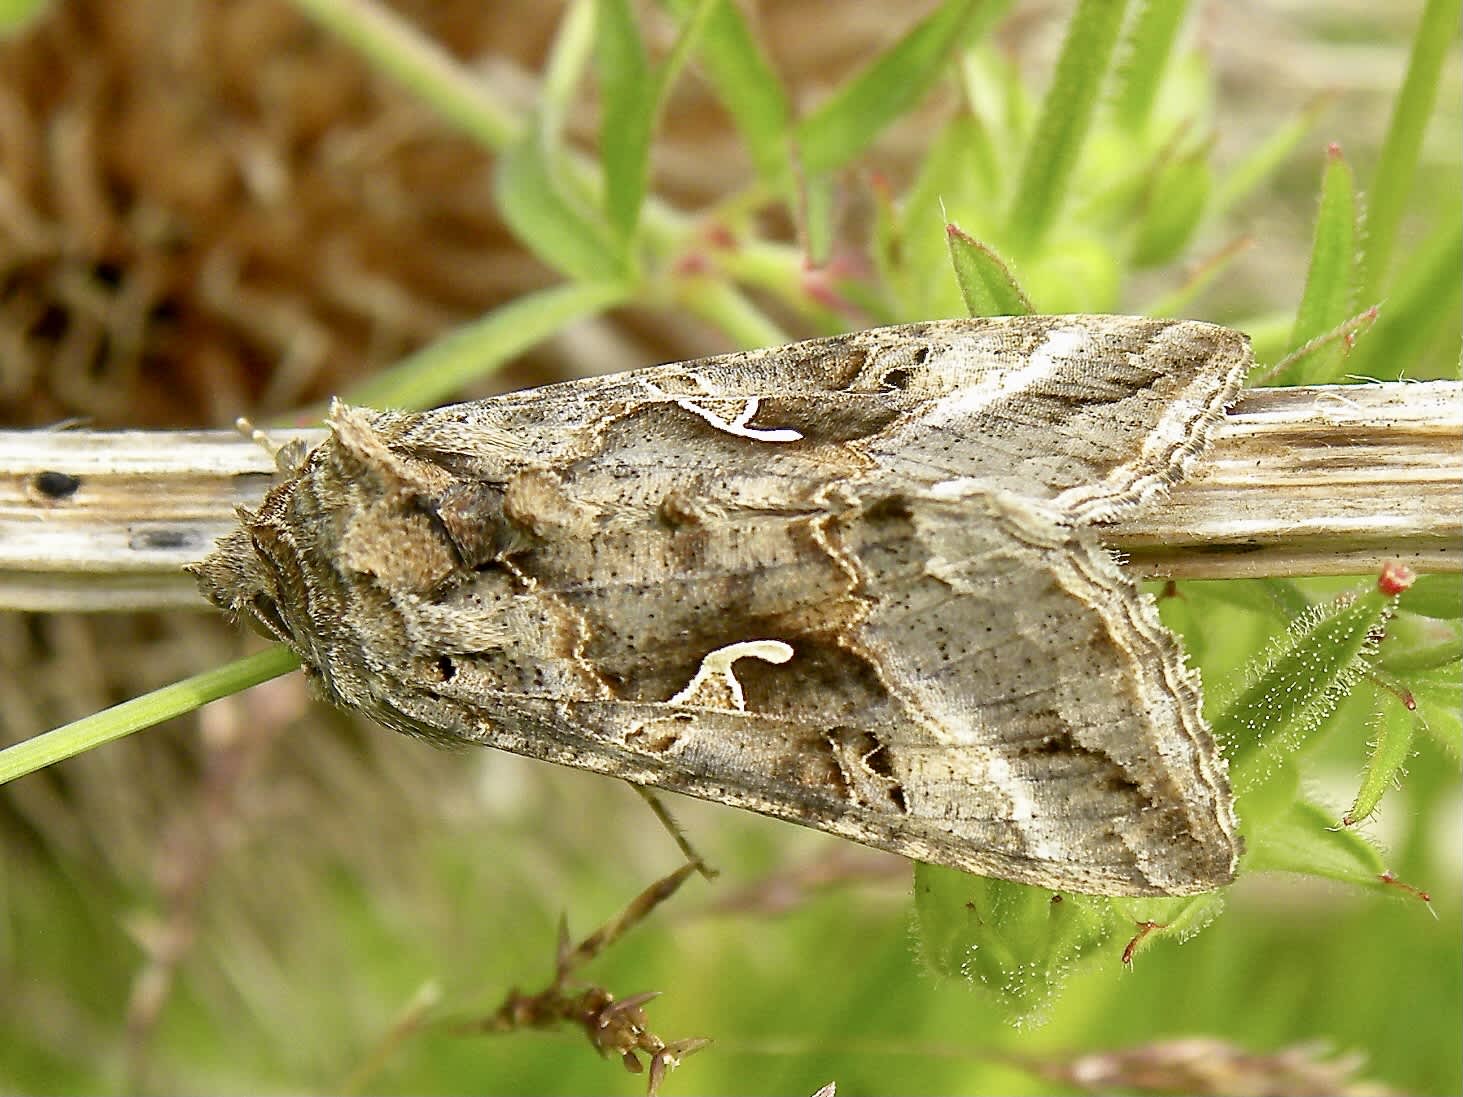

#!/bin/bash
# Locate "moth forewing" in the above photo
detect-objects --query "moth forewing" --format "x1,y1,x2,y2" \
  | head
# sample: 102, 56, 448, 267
195, 316, 1249, 897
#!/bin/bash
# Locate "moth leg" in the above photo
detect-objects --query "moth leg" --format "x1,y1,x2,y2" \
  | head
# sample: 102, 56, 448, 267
628, 784, 719, 880
453, 862, 709, 1095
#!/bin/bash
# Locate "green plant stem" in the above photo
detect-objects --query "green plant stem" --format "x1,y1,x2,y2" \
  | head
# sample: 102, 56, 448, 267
290, 0, 521, 148
343, 281, 633, 410
0, 646, 301, 787
539, 0, 598, 142
1006, 0, 1129, 251
675, 279, 790, 350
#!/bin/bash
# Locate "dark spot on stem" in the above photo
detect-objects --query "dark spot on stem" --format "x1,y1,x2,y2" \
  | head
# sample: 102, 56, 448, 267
33, 470, 81, 499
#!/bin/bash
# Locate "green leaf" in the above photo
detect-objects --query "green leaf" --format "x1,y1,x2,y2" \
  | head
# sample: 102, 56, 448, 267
540, 0, 599, 143
1411, 668, 1463, 759
799, 170, 837, 267
952, 53, 1009, 198
345, 282, 631, 410
870, 172, 904, 313
0, 647, 300, 787
795, 0, 984, 175
494, 130, 627, 282
945, 222, 1034, 316
1177, 577, 1310, 623
1110, 891, 1226, 963
596, 0, 656, 242
1111, 0, 1191, 136
1347, 694, 1418, 826
1358, 0, 1463, 303
1244, 798, 1386, 887
1219, 573, 1406, 798
598, 0, 715, 243
1275, 146, 1359, 384
1130, 143, 1212, 267
912, 864, 1114, 1018
665, 0, 793, 192
1398, 573, 1463, 620
1377, 614, 1463, 675
1006, 0, 1130, 251
1236, 754, 1301, 829
1346, 206, 1463, 382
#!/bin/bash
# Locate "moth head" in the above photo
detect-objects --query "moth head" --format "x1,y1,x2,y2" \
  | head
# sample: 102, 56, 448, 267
191, 521, 298, 646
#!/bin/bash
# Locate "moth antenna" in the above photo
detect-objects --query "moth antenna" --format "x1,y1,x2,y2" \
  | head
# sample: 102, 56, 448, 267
234, 416, 310, 475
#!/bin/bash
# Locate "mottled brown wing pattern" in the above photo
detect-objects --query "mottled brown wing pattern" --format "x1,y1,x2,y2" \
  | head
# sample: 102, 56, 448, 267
194, 316, 1251, 896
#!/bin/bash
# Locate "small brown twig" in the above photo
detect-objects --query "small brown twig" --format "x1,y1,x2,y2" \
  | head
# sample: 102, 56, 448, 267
450, 860, 709, 1096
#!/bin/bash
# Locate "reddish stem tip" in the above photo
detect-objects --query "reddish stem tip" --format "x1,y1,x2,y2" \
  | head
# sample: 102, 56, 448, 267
1377, 561, 1416, 596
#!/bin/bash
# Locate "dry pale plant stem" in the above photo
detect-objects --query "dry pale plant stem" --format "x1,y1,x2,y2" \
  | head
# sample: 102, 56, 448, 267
0, 381, 1457, 612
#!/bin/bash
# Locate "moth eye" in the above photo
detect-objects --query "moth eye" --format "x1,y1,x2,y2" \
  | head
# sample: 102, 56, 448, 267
437, 655, 458, 681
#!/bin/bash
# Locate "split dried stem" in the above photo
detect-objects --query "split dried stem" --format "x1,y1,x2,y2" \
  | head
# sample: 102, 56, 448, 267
0, 380, 1457, 611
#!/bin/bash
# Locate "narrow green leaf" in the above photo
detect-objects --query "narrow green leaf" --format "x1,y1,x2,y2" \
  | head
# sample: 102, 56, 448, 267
800, 170, 837, 267
1006, 0, 1130, 251
1130, 144, 1212, 267
598, 0, 715, 242
1347, 694, 1418, 826
675, 279, 791, 351
796, 0, 983, 174
345, 282, 631, 410
1358, 0, 1463, 303
495, 130, 627, 282
1276, 145, 1358, 384
0, 647, 301, 787
945, 222, 1034, 316
912, 864, 1114, 1018
540, 0, 599, 143
665, 0, 794, 192
1220, 570, 1408, 797
596, 0, 656, 241
1244, 798, 1387, 886
1347, 206, 1463, 382
953, 55, 1008, 198
1111, 0, 1191, 135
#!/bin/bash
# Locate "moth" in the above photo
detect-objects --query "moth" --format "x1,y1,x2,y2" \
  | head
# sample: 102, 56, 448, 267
195, 315, 1250, 897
